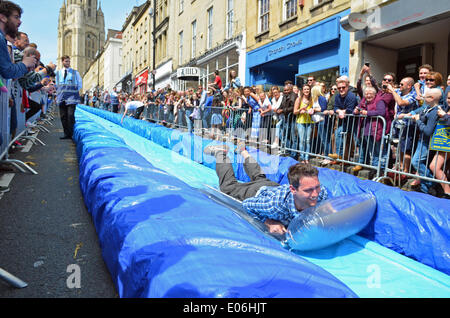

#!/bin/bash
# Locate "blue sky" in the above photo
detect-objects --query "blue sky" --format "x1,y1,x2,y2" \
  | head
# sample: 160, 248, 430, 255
13, 0, 147, 65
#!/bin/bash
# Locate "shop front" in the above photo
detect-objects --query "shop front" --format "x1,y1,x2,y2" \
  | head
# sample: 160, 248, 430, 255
173, 66, 205, 91
117, 72, 133, 94
172, 34, 246, 91
246, 10, 350, 89
134, 69, 149, 95
341, 0, 450, 83
152, 59, 173, 91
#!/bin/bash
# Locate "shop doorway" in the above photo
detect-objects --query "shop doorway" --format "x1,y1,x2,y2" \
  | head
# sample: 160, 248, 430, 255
397, 46, 422, 82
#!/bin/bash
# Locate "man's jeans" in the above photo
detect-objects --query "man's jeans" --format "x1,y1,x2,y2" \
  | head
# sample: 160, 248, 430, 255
185, 108, 193, 133
411, 138, 434, 193
317, 121, 331, 156
296, 123, 312, 161
358, 136, 381, 168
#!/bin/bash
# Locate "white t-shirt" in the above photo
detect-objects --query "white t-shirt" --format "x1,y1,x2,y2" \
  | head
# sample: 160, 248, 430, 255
125, 101, 144, 110
271, 93, 284, 111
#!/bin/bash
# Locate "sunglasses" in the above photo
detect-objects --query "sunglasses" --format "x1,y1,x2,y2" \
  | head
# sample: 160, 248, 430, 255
383, 78, 393, 82
426, 78, 435, 82
337, 87, 347, 90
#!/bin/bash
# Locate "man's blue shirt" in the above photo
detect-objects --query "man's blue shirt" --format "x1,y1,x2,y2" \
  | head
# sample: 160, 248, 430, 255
0, 29, 27, 79
243, 184, 328, 226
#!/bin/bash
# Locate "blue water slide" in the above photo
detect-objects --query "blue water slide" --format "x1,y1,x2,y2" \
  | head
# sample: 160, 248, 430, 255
75, 106, 450, 297
74, 108, 358, 298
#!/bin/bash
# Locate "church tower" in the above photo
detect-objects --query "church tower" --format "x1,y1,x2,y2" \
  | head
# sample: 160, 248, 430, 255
57, 0, 106, 76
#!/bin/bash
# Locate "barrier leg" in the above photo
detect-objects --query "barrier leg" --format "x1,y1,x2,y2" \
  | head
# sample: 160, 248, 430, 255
0, 268, 28, 288
0, 159, 38, 175
21, 135, 46, 146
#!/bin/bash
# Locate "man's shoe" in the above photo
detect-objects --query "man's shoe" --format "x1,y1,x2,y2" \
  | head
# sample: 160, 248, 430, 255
203, 144, 229, 156
60, 136, 71, 140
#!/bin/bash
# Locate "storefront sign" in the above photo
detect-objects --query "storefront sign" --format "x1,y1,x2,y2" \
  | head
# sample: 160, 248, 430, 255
177, 67, 201, 80
247, 16, 341, 69
430, 124, 450, 152
135, 70, 148, 87
268, 39, 303, 58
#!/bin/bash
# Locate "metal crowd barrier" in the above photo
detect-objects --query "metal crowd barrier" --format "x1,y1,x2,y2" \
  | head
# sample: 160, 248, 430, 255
381, 116, 450, 193
0, 89, 53, 175
132, 102, 450, 193
0, 75, 33, 289
280, 112, 387, 180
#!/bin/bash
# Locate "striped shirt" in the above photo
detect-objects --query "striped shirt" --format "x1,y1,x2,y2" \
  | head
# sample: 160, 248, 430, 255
243, 184, 328, 226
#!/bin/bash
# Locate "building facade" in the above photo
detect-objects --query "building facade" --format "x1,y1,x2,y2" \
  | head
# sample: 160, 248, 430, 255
245, 0, 352, 89
170, 0, 247, 91
341, 0, 450, 85
103, 31, 123, 92
57, 0, 106, 76
82, 44, 104, 93
132, 2, 152, 95
151, 0, 172, 90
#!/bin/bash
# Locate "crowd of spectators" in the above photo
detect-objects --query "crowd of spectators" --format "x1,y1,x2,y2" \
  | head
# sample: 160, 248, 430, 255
0, 1, 57, 194
86, 63, 450, 198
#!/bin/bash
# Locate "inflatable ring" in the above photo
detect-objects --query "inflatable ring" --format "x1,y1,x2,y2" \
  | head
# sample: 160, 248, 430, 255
286, 193, 376, 251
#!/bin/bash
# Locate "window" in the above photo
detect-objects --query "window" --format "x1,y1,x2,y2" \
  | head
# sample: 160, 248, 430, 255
284, 0, 297, 20
226, 0, 234, 39
313, 0, 327, 5
258, 0, 270, 33
207, 7, 213, 49
191, 20, 197, 59
179, 0, 184, 13
179, 31, 184, 63
144, 42, 147, 63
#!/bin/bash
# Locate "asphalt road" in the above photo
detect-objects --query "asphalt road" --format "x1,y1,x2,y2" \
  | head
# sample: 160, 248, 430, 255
0, 112, 117, 298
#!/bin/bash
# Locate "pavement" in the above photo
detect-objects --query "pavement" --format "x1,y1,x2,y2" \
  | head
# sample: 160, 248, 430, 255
0, 112, 117, 298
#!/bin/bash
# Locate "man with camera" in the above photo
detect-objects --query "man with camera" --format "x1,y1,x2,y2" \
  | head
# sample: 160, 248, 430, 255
389, 77, 418, 173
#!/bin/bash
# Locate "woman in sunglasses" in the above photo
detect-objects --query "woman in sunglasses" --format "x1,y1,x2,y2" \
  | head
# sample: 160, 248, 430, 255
425, 72, 445, 103
410, 72, 445, 116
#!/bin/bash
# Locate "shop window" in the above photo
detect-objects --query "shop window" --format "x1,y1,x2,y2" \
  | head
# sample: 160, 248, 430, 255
298, 66, 339, 90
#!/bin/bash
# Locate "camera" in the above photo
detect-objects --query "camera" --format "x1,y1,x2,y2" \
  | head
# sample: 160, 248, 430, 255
382, 84, 387, 89
365, 62, 370, 67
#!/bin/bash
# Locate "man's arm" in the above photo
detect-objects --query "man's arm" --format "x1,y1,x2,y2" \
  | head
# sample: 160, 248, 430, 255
0, 44, 28, 79
242, 189, 291, 235
345, 92, 358, 114
75, 70, 83, 91
18, 69, 45, 90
